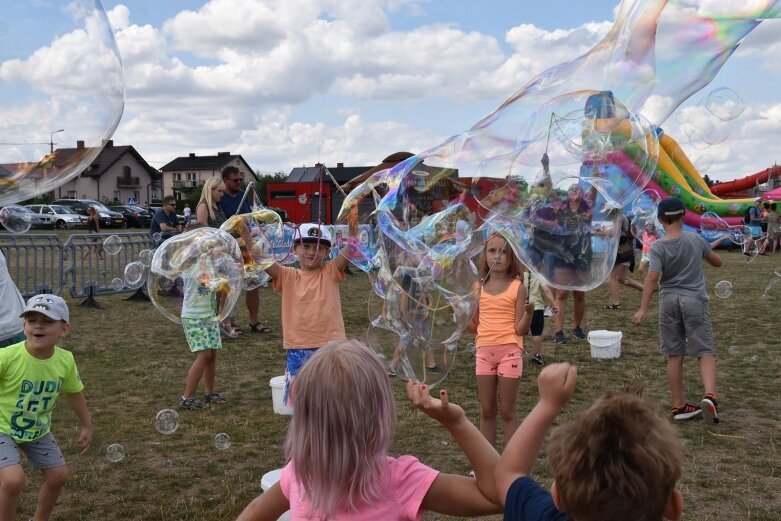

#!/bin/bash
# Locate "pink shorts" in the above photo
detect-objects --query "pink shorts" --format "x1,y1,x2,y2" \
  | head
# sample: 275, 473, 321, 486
476, 344, 523, 378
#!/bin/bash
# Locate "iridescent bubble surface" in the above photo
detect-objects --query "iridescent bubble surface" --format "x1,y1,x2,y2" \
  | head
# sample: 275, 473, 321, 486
148, 228, 244, 324
0, 1, 124, 206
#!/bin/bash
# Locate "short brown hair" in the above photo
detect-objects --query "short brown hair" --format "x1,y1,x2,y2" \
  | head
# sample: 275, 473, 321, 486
162, 195, 175, 205
221, 165, 240, 179
548, 389, 683, 521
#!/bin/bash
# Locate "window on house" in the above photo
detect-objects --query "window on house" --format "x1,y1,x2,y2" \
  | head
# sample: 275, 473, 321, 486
123, 166, 131, 176
173, 173, 182, 181
186, 172, 196, 181
271, 190, 296, 199
113, 190, 121, 201
66, 191, 77, 199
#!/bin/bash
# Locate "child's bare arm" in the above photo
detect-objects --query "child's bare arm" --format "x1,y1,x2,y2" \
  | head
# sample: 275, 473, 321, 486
65, 391, 92, 454
633, 271, 660, 325
236, 482, 290, 521
407, 381, 502, 515
334, 203, 360, 271
264, 262, 280, 280
495, 363, 577, 506
705, 249, 722, 267
515, 283, 534, 335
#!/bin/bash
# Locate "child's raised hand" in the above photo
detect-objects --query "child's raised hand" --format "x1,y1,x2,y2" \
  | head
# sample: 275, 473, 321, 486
537, 363, 577, 411
406, 380, 465, 427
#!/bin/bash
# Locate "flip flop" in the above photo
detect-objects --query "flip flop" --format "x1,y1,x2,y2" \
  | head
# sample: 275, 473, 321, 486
249, 322, 272, 333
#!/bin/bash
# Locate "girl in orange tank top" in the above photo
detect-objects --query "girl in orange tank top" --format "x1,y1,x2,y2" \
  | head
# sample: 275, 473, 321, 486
467, 234, 533, 447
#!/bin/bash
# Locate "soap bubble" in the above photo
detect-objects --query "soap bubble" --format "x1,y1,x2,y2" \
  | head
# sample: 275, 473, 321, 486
750, 354, 759, 363
106, 443, 125, 463
0, 1, 124, 206
775, 267, 781, 278
631, 189, 662, 218
124, 261, 145, 287
138, 249, 154, 266
152, 232, 162, 244
214, 433, 231, 450
220, 208, 284, 288
154, 409, 180, 435
705, 87, 745, 121
693, 154, 713, 173
148, 228, 244, 324
714, 280, 732, 299
103, 235, 122, 255
727, 345, 740, 355
0, 206, 32, 234
110, 278, 124, 291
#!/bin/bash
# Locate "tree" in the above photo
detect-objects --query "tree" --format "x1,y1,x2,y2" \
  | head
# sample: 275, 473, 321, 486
252, 171, 287, 205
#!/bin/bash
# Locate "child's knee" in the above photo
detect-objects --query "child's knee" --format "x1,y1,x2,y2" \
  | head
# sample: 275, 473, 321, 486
42, 465, 68, 489
0, 465, 27, 494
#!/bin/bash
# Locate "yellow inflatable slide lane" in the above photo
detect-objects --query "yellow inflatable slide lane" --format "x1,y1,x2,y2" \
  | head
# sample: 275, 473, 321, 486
647, 132, 755, 222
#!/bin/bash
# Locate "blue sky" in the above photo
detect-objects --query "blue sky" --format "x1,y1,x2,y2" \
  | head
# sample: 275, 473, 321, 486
3, 0, 781, 184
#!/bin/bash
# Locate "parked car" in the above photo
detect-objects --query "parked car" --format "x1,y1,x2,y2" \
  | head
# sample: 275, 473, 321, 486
109, 205, 153, 228
24, 204, 86, 230
52, 199, 126, 228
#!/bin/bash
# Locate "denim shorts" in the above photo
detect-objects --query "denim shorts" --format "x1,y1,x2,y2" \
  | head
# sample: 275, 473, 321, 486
0, 432, 65, 471
658, 293, 716, 358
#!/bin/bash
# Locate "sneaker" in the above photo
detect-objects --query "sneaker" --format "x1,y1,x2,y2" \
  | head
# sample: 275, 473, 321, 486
543, 307, 553, 317
205, 392, 227, 404
531, 353, 546, 366
701, 395, 720, 424
572, 326, 586, 340
180, 396, 208, 409
553, 330, 567, 344
671, 402, 702, 421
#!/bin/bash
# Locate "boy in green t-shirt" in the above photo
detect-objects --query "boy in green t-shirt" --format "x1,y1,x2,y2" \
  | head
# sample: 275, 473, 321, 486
0, 294, 92, 521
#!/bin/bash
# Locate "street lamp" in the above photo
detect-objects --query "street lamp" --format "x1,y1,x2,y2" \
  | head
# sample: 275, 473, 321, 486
49, 129, 64, 154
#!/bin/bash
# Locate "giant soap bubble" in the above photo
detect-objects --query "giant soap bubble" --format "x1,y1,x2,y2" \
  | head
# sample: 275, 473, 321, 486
148, 228, 244, 324
219, 207, 285, 290
0, 1, 125, 206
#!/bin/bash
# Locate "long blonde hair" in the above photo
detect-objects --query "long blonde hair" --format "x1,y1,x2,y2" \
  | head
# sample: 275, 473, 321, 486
198, 177, 224, 222
284, 339, 396, 518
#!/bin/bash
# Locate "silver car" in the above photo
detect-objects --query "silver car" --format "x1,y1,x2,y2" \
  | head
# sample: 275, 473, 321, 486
25, 204, 86, 230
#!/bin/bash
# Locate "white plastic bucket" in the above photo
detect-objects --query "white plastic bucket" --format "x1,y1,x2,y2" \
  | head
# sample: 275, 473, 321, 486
270, 376, 293, 415
260, 469, 291, 521
587, 330, 622, 359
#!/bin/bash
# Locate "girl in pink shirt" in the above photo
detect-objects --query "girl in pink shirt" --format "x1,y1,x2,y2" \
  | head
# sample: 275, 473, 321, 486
467, 233, 533, 448
236, 340, 502, 521
638, 221, 659, 275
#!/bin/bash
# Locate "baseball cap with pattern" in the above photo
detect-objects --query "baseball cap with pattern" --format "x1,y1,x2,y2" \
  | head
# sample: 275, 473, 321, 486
293, 223, 332, 248
20, 294, 70, 323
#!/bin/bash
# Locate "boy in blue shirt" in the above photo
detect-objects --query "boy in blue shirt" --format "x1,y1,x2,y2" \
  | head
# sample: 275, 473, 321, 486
496, 363, 685, 521
0, 294, 92, 521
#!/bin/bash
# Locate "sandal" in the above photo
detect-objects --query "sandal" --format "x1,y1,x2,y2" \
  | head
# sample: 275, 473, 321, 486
205, 392, 227, 404
220, 324, 240, 338
603, 303, 621, 309
249, 322, 272, 333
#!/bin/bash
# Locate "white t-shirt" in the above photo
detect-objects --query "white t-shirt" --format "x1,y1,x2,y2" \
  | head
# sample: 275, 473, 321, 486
0, 251, 25, 341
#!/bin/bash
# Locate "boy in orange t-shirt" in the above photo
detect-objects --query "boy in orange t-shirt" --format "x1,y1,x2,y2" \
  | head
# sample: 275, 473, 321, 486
265, 223, 354, 402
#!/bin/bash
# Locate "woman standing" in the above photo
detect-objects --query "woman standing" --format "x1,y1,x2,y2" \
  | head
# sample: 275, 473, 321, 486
83, 207, 104, 260
196, 177, 228, 229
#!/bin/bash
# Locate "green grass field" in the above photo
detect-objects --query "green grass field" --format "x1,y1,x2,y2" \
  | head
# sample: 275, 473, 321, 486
11, 250, 781, 520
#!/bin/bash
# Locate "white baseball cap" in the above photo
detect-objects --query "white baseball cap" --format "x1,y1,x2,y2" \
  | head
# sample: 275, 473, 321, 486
20, 294, 70, 323
293, 223, 332, 248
